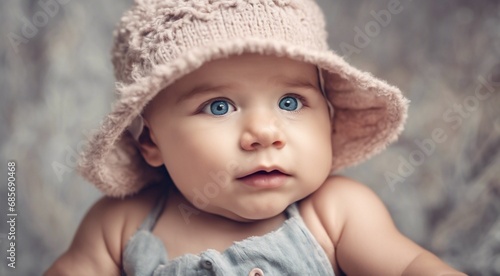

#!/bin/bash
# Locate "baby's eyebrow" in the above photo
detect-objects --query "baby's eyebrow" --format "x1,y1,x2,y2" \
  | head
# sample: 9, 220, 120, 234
176, 77, 319, 103
176, 83, 233, 103
272, 76, 320, 92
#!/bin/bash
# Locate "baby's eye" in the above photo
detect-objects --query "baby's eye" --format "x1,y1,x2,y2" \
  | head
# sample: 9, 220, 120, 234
278, 95, 303, 111
202, 99, 235, 116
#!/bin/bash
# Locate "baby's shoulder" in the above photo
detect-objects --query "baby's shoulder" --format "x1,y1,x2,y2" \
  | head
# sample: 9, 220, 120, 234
93, 183, 162, 223
45, 184, 164, 275
96, 183, 163, 219
91, 184, 166, 260
298, 175, 379, 245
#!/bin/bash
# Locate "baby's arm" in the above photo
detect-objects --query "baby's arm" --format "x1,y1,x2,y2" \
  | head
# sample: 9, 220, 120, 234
312, 176, 465, 275
44, 197, 123, 276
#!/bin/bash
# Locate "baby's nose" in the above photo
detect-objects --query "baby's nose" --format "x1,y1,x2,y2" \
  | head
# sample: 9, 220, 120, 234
239, 114, 286, 151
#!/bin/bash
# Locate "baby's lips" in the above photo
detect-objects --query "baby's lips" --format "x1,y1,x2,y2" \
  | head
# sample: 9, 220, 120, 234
238, 170, 288, 179
236, 165, 290, 179
236, 169, 290, 189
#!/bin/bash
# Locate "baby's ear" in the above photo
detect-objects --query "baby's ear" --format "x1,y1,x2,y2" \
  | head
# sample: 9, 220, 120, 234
137, 124, 164, 167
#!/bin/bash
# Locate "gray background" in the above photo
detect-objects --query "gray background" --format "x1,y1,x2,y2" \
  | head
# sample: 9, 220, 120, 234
1, 0, 499, 275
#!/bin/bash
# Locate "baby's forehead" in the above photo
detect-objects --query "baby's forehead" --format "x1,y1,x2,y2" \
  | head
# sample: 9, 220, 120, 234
199, 53, 317, 70
176, 54, 319, 86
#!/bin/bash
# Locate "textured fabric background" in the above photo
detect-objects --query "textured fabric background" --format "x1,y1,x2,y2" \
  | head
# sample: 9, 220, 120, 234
0, 0, 499, 275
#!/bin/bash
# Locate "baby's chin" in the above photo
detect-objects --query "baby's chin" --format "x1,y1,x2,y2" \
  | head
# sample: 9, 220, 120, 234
215, 201, 291, 222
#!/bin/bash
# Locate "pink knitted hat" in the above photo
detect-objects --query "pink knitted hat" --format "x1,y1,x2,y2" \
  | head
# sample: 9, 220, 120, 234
78, 0, 409, 197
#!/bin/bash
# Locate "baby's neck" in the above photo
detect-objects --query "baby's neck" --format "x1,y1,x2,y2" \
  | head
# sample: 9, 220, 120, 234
154, 185, 288, 258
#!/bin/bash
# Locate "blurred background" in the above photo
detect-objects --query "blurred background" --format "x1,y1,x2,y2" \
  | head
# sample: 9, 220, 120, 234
1, 0, 499, 275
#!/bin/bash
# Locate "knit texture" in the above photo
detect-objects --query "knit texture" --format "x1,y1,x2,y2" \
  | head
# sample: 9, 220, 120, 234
78, 0, 409, 197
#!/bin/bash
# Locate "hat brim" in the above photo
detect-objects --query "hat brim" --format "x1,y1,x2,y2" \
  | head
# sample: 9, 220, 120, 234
78, 38, 408, 197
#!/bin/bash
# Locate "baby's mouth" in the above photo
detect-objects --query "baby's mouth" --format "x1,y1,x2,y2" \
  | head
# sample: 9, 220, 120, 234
243, 170, 285, 176
237, 170, 289, 189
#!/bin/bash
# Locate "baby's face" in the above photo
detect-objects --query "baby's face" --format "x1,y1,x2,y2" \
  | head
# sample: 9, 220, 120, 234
142, 53, 332, 221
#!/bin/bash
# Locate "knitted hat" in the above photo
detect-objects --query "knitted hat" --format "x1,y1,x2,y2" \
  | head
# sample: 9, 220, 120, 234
78, 0, 409, 197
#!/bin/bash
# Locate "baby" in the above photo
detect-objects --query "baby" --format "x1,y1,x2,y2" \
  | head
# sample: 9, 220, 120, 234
46, 0, 466, 275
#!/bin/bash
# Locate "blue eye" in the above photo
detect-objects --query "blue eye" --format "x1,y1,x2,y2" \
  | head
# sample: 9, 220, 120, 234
279, 96, 303, 111
202, 100, 235, 116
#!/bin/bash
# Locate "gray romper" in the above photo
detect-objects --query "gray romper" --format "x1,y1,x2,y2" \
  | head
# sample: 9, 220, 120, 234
122, 193, 335, 276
